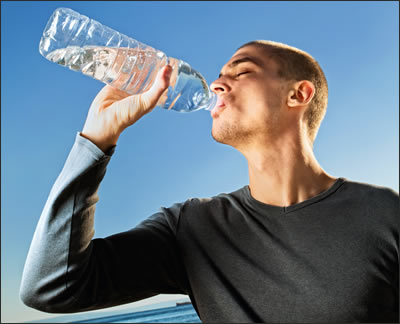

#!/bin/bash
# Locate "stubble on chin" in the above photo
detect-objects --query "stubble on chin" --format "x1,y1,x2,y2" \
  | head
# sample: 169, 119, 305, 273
211, 119, 252, 147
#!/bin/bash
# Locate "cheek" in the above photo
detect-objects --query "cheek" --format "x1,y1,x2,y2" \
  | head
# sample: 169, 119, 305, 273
228, 78, 283, 118
243, 90, 283, 127
240, 84, 278, 113
255, 84, 283, 115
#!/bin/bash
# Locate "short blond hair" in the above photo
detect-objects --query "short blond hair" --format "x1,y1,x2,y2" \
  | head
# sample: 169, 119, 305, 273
238, 40, 328, 143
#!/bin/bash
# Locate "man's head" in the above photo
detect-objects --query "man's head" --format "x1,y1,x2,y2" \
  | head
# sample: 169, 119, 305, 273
210, 40, 328, 149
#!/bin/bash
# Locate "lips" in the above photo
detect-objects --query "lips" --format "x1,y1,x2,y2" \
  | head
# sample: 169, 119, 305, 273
211, 96, 226, 118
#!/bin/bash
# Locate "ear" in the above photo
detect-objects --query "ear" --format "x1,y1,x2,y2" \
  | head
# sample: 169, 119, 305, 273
287, 81, 315, 108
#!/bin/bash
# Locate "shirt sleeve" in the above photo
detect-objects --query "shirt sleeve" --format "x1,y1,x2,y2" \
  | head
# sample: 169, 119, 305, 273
19, 133, 189, 313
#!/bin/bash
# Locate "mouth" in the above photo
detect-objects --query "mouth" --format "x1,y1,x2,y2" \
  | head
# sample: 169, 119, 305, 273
211, 97, 226, 118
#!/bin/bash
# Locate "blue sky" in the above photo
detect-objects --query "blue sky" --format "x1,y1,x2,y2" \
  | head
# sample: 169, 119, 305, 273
1, 1, 398, 322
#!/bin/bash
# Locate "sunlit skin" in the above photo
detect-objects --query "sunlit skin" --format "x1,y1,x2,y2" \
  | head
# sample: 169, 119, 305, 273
81, 65, 173, 153
210, 45, 337, 207
81, 44, 336, 207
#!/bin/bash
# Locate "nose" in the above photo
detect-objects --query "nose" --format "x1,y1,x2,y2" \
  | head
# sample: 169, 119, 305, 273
210, 78, 230, 95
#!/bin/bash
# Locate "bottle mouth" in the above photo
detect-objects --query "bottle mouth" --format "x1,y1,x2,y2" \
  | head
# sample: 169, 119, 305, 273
204, 91, 217, 111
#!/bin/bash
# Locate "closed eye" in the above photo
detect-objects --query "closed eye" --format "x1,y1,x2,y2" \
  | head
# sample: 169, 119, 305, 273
236, 71, 250, 77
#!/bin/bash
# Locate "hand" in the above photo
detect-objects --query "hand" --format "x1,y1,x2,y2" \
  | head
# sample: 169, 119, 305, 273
81, 64, 172, 153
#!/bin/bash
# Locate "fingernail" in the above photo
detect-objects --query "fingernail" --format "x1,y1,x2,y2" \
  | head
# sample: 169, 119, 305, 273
165, 66, 172, 77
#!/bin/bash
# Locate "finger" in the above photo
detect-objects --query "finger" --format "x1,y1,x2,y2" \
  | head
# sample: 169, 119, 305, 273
112, 65, 173, 127
139, 64, 173, 109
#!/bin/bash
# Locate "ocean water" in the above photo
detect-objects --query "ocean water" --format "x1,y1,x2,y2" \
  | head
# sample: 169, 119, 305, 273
73, 304, 201, 323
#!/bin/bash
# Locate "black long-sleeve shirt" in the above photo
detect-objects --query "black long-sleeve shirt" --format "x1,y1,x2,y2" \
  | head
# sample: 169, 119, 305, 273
20, 134, 399, 322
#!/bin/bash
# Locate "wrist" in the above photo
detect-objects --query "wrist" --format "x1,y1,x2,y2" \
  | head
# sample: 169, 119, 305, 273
80, 132, 119, 154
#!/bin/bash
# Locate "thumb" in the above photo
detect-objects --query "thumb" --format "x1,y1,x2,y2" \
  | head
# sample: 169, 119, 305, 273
112, 64, 173, 129
139, 64, 173, 110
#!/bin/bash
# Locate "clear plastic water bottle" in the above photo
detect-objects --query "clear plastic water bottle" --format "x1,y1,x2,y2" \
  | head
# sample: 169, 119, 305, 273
39, 7, 217, 113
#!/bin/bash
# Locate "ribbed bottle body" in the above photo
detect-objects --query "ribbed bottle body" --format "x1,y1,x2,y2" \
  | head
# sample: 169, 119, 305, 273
39, 8, 216, 112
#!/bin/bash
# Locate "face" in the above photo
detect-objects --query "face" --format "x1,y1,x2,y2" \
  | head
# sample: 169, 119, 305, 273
210, 45, 288, 149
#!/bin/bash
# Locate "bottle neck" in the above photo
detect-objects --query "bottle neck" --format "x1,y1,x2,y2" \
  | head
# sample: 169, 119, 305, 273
204, 91, 217, 111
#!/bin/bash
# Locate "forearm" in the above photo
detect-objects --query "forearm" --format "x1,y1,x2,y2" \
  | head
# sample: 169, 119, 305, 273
20, 133, 188, 313
19, 133, 113, 312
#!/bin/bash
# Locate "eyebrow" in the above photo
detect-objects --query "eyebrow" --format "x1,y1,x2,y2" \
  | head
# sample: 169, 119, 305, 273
218, 57, 262, 78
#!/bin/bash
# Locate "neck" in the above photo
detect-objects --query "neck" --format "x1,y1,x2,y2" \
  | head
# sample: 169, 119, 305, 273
242, 135, 336, 207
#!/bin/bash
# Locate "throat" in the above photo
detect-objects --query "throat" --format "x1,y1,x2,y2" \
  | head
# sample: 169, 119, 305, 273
247, 157, 337, 207
248, 174, 337, 207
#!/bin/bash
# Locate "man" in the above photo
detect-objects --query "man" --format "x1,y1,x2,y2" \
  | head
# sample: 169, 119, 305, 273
20, 40, 399, 322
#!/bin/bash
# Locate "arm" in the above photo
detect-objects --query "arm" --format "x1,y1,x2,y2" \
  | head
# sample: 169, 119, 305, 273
19, 65, 188, 313
20, 134, 188, 313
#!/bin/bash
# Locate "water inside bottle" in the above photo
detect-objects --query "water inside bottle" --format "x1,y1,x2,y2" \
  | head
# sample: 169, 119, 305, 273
46, 45, 215, 112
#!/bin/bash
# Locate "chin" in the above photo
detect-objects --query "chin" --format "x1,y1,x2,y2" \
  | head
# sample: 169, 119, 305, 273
211, 126, 223, 144
211, 121, 238, 146
212, 117, 257, 150
211, 124, 227, 145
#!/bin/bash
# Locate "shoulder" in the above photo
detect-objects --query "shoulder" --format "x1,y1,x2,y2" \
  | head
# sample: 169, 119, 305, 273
341, 180, 399, 260
140, 187, 247, 235
184, 186, 248, 210
340, 179, 399, 221
177, 186, 248, 224
341, 179, 398, 204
